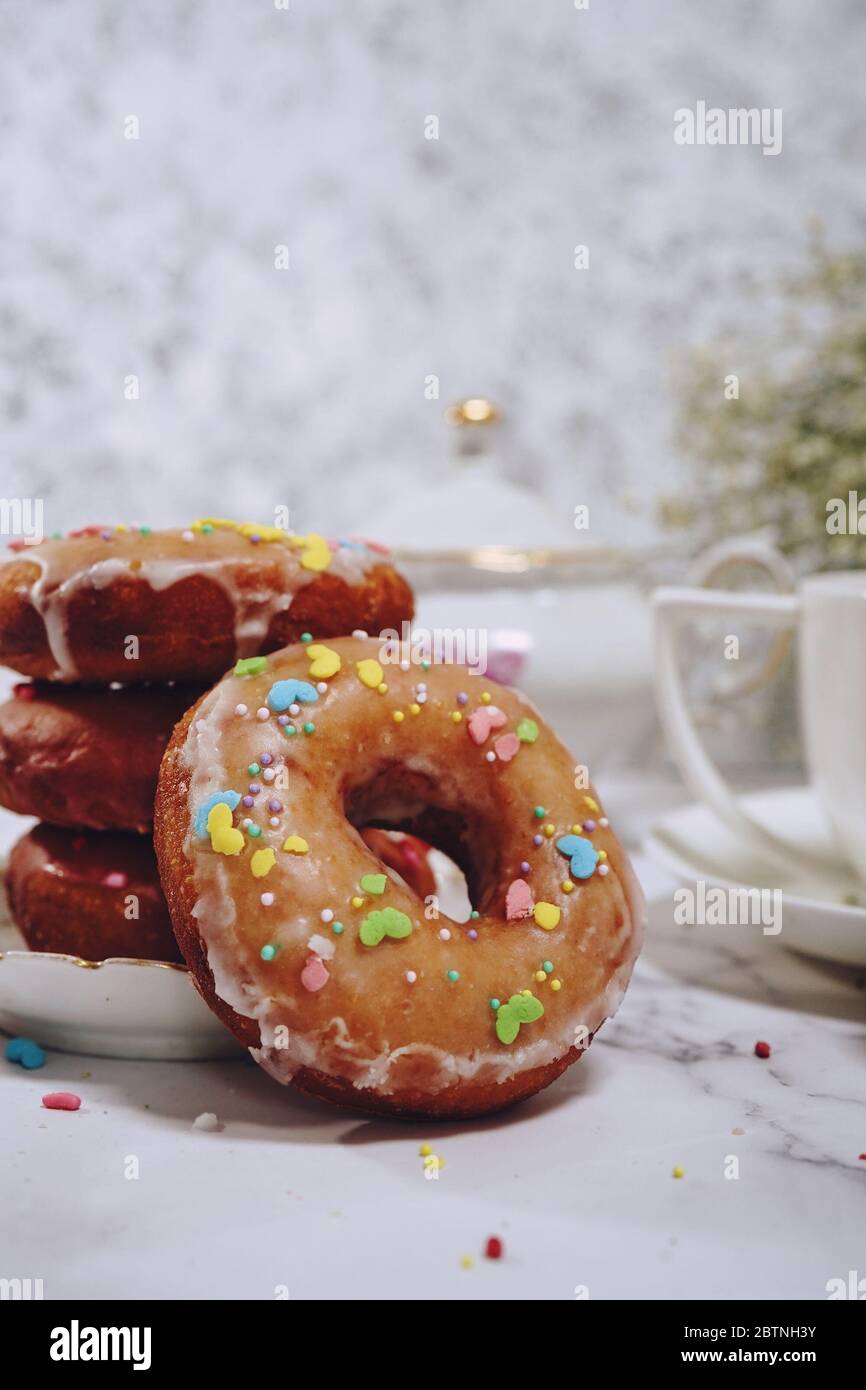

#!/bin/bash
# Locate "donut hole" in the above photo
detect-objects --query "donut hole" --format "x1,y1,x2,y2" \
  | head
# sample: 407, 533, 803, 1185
344, 764, 494, 922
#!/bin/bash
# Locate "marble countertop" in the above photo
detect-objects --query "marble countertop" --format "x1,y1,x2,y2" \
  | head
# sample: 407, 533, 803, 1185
3, 855, 863, 1301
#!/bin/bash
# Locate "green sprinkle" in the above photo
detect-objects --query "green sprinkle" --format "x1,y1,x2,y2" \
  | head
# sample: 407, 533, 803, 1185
469, 909, 480, 920
447, 969, 460, 982
420, 659, 431, 670
360, 873, 387, 896
516, 718, 539, 744
139, 525, 151, 535
201, 523, 214, 534
300, 632, 313, 644
247, 824, 262, 838
234, 656, 269, 677
303, 722, 315, 734
533, 806, 546, 819
543, 960, 554, 973
282, 724, 297, 736
489, 998, 501, 1010
51, 531, 62, 540
332, 922, 344, 935
260, 944, 277, 961
247, 762, 260, 775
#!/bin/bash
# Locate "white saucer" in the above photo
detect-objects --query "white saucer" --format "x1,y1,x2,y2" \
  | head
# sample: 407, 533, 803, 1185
643, 786, 866, 967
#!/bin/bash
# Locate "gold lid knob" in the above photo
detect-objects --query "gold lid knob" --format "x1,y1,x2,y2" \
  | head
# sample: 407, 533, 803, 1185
446, 397, 499, 427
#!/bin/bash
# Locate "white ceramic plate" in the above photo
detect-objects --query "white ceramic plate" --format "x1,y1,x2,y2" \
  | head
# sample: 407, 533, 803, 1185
643, 786, 866, 967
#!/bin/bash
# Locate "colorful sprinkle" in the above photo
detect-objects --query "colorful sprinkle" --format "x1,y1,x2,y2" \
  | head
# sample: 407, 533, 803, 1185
359, 907, 413, 946
305, 643, 341, 679
207, 802, 244, 856
672, 1166, 685, 1179
250, 848, 276, 878
495, 992, 544, 1045
555, 835, 599, 880
5, 1037, 45, 1069
485, 1236, 504, 1260
516, 719, 539, 744
301, 954, 330, 992
282, 835, 309, 854
550, 979, 561, 991
754, 1040, 771, 1059
42, 1092, 81, 1111
360, 873, 387, 895
260, 944, 277, 961
505, 878, 534, 921
234, 656, 269, 677
267, 679, 318, 711
533, 902, 561, 931
405, 970, 417, 983
533, 806, 546, 819
261, 892, 275, 907
468, 705, 506, 745
356, 658, 383, 689
195, 790, 241, 839
303, 722, 316, 734
447, 969, 460, 982
332, 922, 344, 935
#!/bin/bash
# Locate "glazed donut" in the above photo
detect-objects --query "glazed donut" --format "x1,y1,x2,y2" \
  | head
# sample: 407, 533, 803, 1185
5, 824, 180, 963
0, 521, 413, 683
155, 636, 643, 1118
0, 681, 203, 832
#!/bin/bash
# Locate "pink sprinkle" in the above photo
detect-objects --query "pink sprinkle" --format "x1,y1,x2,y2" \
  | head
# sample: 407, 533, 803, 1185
493, 732, 520, 763
43, 1092, 81, 1111
300, 954, 329, 992
13, 683, 35, 701
102, 871, 128, 889
505, 878, 534, 921
467, 706, 507, 746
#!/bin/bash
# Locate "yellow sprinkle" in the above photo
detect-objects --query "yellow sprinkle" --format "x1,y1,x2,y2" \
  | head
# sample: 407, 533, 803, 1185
306, 643, 341, 679
114, 523, 128, 533
561, 880, 574, 893
550, 979, 562, 992
409, 703, 421, 715
584, 795, 600, 813
282, 835, 309, 854
451, 711, 462, 723
392, 710, 404, 723
534, 902, 561, 930
250, 848, 276, 879
597, 849, 607, 861
460, 1255, 474, 1270
351, 896, 364, 909
297, 532, 332, 573
571, 824, 583, 835
534, 970, 546, 983
356, 658, 384, 689
672, 1166, 685, 1179
480, 692, 492, 705
543, 824, 555, 838
377, 682, 388, 694
239, 522, 286, 543
419, 1143, 432, 1157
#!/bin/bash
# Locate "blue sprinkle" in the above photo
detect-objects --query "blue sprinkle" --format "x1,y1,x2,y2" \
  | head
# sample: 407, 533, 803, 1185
195, 790, 241, 839
266, 679, 319, 712
555, 834, 599, 880
5, 1036, 46, 1069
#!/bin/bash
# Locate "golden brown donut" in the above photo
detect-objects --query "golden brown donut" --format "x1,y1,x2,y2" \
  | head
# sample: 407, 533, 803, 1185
5, 824, 180, 963
0, 521, 413, 683
155, 637, 643, 1118
0, 681, 202, 832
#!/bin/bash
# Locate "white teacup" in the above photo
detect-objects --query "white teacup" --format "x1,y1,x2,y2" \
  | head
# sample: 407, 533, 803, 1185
653, 568, 866, 885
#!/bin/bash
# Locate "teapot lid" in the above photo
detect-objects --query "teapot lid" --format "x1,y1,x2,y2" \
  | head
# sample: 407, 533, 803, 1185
364, 400, 585, 553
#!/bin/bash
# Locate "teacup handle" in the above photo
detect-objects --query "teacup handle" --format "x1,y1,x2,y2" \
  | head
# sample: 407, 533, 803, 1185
652, 584, 828, 876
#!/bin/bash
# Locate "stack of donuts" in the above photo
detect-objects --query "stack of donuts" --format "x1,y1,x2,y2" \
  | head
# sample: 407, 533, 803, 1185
0, 520, 415, 963
0, 514, 644, 1118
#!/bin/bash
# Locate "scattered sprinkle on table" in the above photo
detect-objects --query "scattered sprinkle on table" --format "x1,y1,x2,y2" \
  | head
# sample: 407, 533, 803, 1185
672, 1165, 685, 1179
42, 1092, 81, 1111
5, 1036, 45, 1069
754, 1040, 771, 1059
485, 1235, 504, 1260
193, 1112, 222, 1132
460, 1254, 474, 1270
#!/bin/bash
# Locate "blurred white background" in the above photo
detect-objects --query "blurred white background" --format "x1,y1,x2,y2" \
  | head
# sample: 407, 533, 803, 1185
0, 0, 864, 540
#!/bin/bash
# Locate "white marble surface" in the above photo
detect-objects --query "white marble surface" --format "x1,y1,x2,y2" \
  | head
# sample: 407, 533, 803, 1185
2, 855, 863, 1301
1, 1, 865, 539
